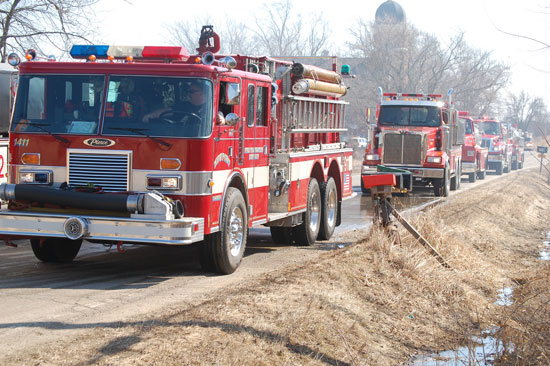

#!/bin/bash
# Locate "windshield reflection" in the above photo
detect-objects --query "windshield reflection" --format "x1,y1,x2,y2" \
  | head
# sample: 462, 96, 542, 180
11, 74, 104, 134
102, 76, 213, 138
379, 106, 441, 127
480, 122, 500, 135
11, 75, 214, 139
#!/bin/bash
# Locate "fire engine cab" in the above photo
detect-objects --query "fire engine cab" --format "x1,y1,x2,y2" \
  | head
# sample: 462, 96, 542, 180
362, 88, 465, 197
0, 27, 353, 274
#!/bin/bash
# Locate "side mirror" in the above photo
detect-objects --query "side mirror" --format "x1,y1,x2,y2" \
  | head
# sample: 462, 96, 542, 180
225, 83, 240, 105
225, 113, 239, 126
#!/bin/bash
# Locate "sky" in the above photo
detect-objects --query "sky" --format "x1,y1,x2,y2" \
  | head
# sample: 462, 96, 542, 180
94, 0, 550, 102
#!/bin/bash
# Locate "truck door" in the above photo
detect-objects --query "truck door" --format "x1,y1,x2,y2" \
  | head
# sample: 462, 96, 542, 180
243, 80, 270, 224
212, 77, 241, 228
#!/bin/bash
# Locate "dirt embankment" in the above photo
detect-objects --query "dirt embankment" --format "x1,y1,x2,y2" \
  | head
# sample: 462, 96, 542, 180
3, 168, 550, 366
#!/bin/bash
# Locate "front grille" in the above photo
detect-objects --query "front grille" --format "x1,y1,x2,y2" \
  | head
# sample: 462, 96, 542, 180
382, 133, 423, 165
68, 152, 130, 192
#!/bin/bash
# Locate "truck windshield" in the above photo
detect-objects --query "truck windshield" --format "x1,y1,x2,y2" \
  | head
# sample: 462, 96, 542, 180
11, 74, 105, 134
379, 106, 441, 127
102, 76, 213, 138
479, 121, 500, 135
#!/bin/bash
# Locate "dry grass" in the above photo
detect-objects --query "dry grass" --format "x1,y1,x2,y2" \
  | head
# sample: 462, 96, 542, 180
3, 168, 550, 366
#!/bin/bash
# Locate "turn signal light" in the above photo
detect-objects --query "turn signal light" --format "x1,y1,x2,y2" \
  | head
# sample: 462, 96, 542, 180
160, 158, 181, 170
21, 153, 40, 165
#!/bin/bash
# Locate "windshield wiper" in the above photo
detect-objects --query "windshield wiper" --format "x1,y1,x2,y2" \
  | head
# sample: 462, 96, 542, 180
16, 121, 70, 144
108, 127, 172, 148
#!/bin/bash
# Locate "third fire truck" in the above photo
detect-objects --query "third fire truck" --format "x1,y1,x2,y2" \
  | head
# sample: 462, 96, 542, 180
459, 111, 488, 182
476, 117, 512, 175
0, 26, 353, 274
362, 88, 465, 197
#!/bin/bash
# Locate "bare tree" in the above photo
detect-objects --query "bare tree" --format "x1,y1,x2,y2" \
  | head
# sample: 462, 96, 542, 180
0, 0, 99, 62
251, 0, 330, 56
505, 90, 547, 132
346, 20, 509, 114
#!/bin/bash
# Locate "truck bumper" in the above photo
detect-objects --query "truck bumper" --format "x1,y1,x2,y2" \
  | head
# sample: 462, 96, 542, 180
461, 161, 476, 174
363, 166, 443, 179
0, 211, 204, 245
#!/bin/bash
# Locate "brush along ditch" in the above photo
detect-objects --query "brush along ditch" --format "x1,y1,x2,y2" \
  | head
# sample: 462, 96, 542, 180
2, 167, 549, 366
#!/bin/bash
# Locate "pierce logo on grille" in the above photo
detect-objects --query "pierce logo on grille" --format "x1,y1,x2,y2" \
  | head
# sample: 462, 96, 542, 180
84, 138, 115, 147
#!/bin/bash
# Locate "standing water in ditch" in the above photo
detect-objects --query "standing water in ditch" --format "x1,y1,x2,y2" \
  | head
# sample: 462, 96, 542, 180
410, 286, 516, 365
540, 231, 550, 261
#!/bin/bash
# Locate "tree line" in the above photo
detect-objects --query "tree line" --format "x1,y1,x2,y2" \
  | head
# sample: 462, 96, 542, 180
0, 0, 547, 136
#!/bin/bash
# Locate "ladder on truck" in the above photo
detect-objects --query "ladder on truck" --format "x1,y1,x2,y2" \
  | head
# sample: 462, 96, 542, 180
278, 95, 348, 152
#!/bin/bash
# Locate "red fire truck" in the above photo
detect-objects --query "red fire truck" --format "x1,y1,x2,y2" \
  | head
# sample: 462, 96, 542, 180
506, 123, 524, 170
476, 117, 511, 175
0, 27, 353, 274
459, 111, 488, 182
362, 88, 464, 197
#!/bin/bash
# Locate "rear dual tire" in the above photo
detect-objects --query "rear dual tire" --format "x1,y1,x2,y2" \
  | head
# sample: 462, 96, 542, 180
293, 178, 322, 246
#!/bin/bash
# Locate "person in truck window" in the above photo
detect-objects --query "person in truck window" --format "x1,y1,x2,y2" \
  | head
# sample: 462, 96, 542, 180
115, 78, 144, 120
143, 80, 225, 125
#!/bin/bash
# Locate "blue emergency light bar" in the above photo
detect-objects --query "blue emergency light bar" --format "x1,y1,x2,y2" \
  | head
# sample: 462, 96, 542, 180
70, 45, 110, 59
70, 45, 190, 61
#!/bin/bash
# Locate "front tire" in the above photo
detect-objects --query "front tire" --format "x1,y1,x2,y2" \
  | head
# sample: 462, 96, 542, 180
200, 187, 247, 274
433, 165, 450, 197
318, 177, 338, 240
31, 238, 82, 263
450, 162, 461, 191
468, 172, 476, 183
477, 169, 486, 180
293, 178, 321, 246
496, 163, 503, 175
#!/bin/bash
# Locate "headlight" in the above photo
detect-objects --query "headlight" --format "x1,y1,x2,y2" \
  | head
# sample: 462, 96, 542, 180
427, 156, 442, 164
490, 144, 502, 152
147, 175, 182, 190
365, 154, 379, 160
18, 170, 52, 184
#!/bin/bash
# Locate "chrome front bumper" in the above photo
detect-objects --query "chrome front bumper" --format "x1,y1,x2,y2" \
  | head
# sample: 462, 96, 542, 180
362, 165, 444, 179
0, 211, 204, 245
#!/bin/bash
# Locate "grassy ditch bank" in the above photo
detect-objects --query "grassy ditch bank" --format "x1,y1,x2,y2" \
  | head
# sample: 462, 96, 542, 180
4, 168, 550, 366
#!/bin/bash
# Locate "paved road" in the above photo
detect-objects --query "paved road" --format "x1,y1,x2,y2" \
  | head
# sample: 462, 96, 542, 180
0, 153, 541, 360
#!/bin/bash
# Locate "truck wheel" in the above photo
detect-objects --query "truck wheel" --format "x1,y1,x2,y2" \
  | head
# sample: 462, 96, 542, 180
518, 160, 523, 169
293, 178, 321, 246
468, 172, 476, 183
318, 177, 338, 240
433, 166, 450, 197
270, 227, 293, 244
512, 160, 518, 170
31, 238, 82, 263
200, 187, 247, 274
496, 163, 503, 175
450, 162, 461, 191
477, 169, 486, 180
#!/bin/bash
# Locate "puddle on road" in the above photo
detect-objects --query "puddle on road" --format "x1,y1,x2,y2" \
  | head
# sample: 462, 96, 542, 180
410, 329, 504, 366
495, 287, 514, 306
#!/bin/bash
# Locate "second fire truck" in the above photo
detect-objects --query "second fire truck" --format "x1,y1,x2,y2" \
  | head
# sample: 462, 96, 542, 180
0, 27, 353, 274
362, 88, 465, 197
